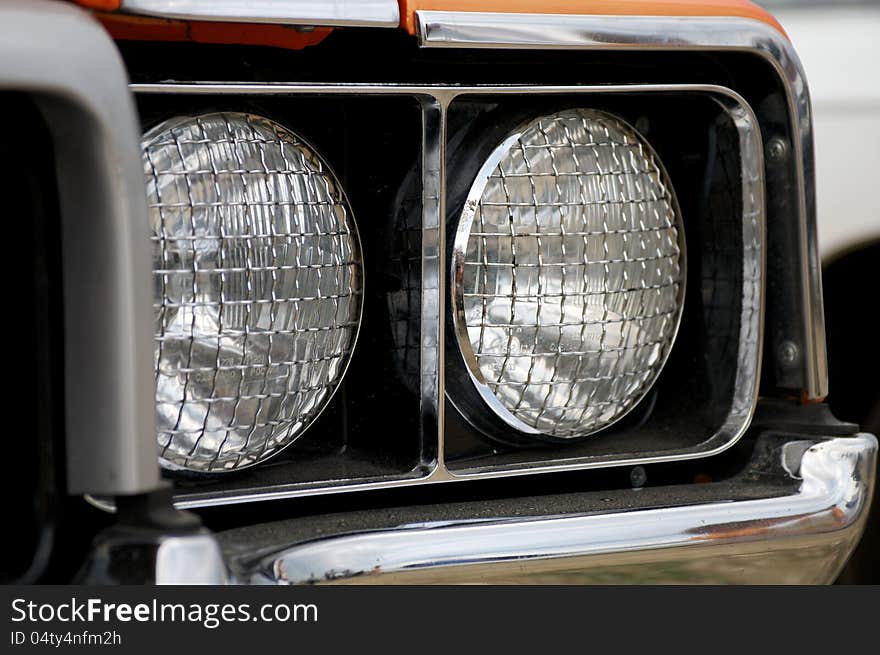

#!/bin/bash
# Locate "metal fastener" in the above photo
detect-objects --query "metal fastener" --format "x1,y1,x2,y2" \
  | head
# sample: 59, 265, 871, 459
778, 340, 800, 367
630, 466, 647, 489
766, 137, 788, 162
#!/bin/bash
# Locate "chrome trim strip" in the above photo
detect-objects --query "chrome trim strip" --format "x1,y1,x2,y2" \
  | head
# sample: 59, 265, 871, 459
415, 10, 828, 399
241, 434, 877, 584
118, 82, 764, 508
120, 0, 400, 27
418, 96, 449, 473
709, 92, 767, 458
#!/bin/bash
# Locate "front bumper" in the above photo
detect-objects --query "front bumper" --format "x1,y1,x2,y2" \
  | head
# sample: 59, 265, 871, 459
206, 432, 876, 584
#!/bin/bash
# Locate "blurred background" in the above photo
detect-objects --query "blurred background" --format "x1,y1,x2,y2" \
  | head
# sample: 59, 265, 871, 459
759, 0, 880, 582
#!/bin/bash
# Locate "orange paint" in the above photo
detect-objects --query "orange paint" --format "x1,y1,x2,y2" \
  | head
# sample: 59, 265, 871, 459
93, 12, 332, 50
399, 1, 786, 37
74, 0, 120, 10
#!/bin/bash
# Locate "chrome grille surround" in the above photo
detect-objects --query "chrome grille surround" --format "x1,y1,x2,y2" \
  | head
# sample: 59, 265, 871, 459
113, 82, 765, 508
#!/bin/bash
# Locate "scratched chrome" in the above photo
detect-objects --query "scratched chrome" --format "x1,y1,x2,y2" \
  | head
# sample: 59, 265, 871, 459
416, 11, 827, 400
122, 83, 762, 508
121, 0, 399, 27
242, 434, 876, 584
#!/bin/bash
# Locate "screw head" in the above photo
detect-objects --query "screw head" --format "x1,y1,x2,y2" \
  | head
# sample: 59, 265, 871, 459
778, 340, 800, 367
630, 465, 647, 489
766, 137, 788, 162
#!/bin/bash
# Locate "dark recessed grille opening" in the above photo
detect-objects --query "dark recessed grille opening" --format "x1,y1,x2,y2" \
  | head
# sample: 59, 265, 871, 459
1, 93, 62, 582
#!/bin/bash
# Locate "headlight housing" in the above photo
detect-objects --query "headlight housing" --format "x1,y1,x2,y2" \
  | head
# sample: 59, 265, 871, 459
451, 108, 685, 440
143, 112, 363, 472
119, 81, 764, 509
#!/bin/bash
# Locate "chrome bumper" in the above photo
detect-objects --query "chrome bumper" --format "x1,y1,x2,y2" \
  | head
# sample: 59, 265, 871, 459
217, 433, 876, 584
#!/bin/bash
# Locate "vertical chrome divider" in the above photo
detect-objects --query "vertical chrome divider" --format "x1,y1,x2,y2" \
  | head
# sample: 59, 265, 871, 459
418, 95, 442, 471
419, 91, 455, 480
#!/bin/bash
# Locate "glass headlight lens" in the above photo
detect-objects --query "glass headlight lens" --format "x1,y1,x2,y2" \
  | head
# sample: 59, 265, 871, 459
452, 109, 684, 439
143, 112, 362, 472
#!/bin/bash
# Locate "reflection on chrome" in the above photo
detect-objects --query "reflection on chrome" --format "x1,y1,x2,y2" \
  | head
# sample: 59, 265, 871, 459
241, 434, 876, 584
156, 535, 228, 585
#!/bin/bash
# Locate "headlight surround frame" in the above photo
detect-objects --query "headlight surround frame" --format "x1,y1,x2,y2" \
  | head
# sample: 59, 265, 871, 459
102, 80, 765, 509
442, 89, 763, 471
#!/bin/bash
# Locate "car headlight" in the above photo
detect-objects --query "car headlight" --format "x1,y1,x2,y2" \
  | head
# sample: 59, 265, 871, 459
451, 108, 684, 440
143, 112, 363, 472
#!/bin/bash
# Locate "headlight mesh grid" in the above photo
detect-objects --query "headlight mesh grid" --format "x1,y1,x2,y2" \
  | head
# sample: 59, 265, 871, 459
455, 109, 684, 439
144, 112, 362, 472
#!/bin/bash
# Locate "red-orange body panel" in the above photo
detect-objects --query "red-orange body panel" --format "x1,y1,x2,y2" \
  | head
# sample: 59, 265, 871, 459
92, 12, 333, 50
75, 0, 119, 9
73, 0, 786, 49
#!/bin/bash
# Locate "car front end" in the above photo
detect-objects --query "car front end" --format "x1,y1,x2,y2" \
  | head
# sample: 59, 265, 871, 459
2, 0, 875, 585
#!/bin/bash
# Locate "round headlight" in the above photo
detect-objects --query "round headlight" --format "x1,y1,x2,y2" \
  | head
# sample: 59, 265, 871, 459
452, 109, 684, 440
144, 112, 362, 472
